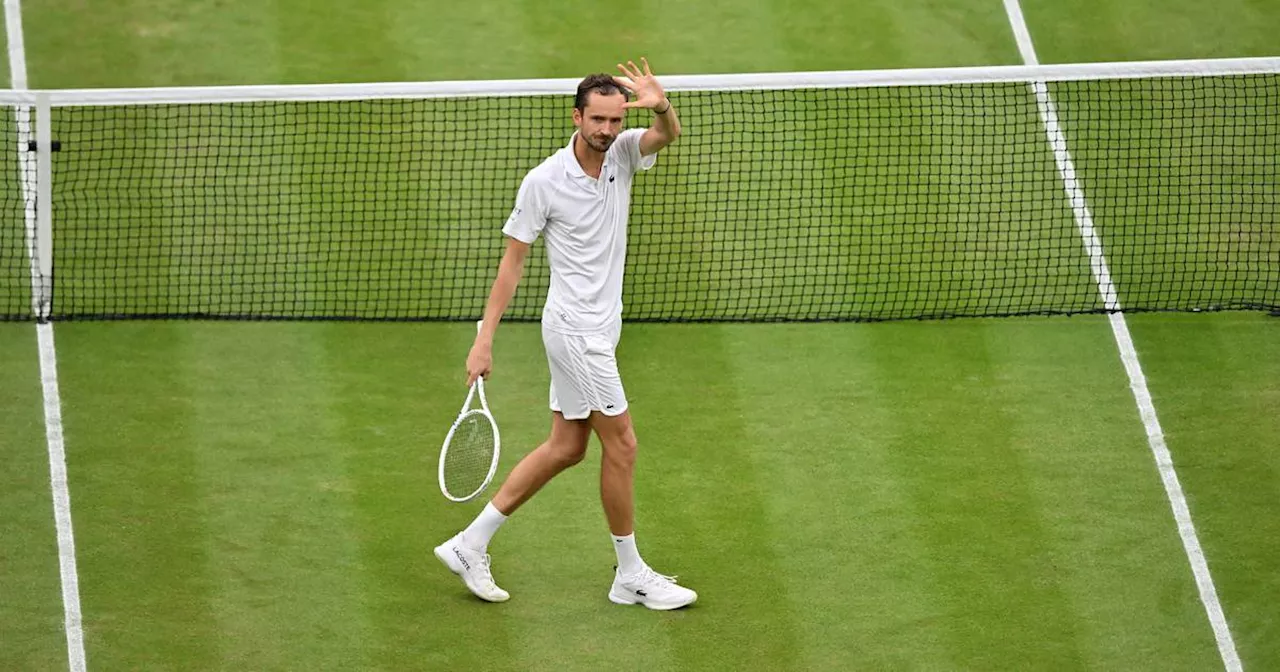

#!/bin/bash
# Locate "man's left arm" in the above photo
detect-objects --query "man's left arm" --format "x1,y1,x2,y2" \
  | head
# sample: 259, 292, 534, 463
614, 57, 682, 157
640, 98, 680, 157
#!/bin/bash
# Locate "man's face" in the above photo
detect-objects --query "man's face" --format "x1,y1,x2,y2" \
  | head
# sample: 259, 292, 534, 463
574, 91, 626, 153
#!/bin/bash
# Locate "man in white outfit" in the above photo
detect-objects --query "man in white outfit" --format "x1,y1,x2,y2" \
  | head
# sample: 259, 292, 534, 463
434, 57, 697, 610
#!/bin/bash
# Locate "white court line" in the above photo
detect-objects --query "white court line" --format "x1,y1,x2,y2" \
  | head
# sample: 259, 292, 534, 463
36, 323, 85, 672
3, 0, 25, 90
1000, 2, 1242, 670
5, 1, 88, 670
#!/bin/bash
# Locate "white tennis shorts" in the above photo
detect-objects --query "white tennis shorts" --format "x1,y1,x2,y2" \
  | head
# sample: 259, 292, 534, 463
542, 320, 627, 421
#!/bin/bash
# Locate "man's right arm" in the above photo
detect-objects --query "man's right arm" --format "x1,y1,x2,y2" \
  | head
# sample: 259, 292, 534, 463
467, 236, 531, 386
466, 172, 547, 385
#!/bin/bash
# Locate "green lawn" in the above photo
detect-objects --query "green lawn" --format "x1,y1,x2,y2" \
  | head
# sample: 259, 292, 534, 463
39, 319, 1234, 670
23, 0, 1021, 88
2, 0, 1277, 670
0, 326, 67, 671
1125, 313, 1280, 666
1022, 0, 1280, 62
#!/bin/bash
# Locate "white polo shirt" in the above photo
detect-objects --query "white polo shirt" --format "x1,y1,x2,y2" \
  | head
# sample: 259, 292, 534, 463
502, 128, 656, 335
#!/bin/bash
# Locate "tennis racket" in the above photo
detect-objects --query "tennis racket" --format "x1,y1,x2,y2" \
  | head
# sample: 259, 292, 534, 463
438, 321, 501, 503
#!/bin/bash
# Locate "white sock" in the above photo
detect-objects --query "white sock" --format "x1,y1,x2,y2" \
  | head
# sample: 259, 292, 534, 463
460, 502, 508, 551
613, 533, 644, 576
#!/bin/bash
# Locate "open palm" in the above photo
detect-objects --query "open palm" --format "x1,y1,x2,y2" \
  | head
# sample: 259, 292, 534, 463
613, 57, 667, 109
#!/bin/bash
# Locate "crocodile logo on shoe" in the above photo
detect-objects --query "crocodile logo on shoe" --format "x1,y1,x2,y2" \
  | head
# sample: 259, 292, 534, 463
635, 590, 647, 597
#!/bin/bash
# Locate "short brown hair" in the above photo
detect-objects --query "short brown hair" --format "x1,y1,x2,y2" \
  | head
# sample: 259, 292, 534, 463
575, 74, 630, 111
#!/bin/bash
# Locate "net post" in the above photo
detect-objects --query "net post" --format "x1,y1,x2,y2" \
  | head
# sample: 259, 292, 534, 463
34, 92, 52, 321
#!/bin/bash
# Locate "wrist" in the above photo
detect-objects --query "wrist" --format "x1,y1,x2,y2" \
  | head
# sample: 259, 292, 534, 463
654, 99, 671, 114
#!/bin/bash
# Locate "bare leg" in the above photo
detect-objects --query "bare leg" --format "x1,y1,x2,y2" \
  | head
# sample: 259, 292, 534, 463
590, 411, 638, 536
490, 412, 591, 515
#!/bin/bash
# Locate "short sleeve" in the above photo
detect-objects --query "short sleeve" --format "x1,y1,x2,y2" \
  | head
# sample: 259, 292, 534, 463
617, 128, 657, 173
501, 173, 549, 243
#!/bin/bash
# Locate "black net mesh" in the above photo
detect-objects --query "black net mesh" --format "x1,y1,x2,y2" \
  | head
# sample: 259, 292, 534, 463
1, 74, 1273, 322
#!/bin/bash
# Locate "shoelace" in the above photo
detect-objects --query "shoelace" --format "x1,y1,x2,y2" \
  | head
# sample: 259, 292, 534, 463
635, 567, 680, 587
477, 554, 498, 589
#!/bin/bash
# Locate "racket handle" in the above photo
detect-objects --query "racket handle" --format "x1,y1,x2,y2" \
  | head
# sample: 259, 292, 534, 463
475, 319, 485, 384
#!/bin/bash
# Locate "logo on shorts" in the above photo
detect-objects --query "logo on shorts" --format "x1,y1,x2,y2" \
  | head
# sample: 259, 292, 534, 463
606, 404, 615, 410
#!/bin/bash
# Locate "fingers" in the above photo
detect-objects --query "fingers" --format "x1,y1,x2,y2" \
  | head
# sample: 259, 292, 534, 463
617, 60, 643, 81
465, 356, 489, 387
466, 340, 493, 386
612, 75, 635, 91
641, 56, 652, 76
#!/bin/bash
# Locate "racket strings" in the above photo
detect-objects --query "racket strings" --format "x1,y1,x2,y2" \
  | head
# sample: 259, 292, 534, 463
442, 414, 497, 497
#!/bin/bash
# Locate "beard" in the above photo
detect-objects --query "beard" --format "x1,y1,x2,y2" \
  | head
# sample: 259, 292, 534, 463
584, 132, 615, 152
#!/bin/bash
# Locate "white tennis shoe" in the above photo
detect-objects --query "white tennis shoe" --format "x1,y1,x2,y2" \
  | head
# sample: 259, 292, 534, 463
434, 533, 509, 603
608, 565, 697, 610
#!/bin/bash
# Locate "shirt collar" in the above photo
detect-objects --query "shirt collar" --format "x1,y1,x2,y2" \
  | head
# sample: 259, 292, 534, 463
562, 131, 609, 180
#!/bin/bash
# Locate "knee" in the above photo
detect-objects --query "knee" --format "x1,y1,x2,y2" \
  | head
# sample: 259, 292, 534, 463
548, 439, 587, 469
603, 430, 638, 468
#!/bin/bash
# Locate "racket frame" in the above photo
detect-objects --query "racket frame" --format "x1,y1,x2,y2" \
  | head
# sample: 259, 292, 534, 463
438, 320, 502, 503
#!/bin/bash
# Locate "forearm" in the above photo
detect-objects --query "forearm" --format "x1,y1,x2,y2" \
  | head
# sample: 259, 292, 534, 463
651, 98, 681, 140
476, 252, 526, 345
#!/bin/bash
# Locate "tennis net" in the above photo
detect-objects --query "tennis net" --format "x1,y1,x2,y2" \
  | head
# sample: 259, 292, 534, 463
2, 57, 1277, 322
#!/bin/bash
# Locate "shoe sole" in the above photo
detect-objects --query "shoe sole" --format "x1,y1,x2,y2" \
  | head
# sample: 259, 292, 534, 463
434, 543, 509, 603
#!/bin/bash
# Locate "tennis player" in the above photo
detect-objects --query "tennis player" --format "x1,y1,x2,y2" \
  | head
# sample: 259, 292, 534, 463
434, 58, 696, 610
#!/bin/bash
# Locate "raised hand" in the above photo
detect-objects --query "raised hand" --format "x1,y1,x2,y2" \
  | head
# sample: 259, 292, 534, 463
613, 57, 667, 110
